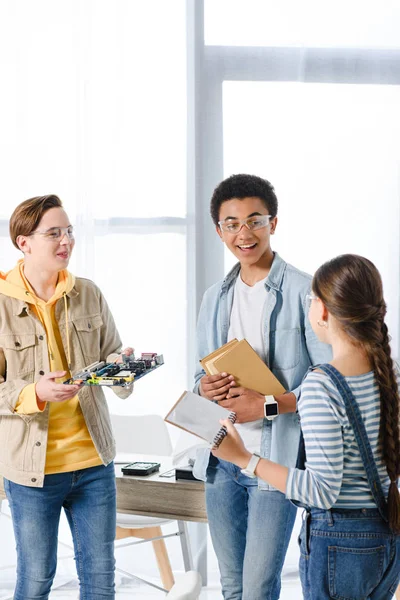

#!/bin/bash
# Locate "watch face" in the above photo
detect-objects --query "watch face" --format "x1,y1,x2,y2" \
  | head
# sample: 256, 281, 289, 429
265, 403, 278, 417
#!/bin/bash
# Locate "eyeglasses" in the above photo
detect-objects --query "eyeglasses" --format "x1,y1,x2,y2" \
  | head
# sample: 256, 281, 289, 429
28, 226, 75, 242
306, 293, 318, 308
218, 214, 271, 234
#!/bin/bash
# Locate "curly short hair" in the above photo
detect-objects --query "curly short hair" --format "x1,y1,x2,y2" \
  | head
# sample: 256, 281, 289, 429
210, 174, 278, 226
9, 195, 63, 249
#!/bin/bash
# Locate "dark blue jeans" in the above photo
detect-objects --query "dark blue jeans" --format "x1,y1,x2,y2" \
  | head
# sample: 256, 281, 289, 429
4, 462, 116, 600
299, 507, 400, 599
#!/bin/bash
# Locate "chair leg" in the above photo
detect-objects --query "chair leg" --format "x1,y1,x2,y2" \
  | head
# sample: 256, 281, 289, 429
116, 526, 132, 540
149, 527, 175, 591
115, 525, 175, 591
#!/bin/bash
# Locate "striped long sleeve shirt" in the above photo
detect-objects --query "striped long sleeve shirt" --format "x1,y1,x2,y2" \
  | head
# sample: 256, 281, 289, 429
286, 369, 397, 509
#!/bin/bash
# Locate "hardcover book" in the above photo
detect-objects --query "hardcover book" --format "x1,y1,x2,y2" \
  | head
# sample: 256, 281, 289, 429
200, 338, 285, 396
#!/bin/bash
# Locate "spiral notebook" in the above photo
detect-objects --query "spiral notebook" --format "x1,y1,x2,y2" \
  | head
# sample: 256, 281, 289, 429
165, 391, 237, 448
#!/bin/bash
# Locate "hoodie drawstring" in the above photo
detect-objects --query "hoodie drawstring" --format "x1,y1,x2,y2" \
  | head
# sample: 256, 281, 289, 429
63, 292, 71, 370
25, 291, 56, 360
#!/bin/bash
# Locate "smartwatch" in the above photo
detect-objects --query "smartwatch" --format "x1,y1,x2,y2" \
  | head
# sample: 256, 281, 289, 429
264, 395, 279, 420
240, 453, 261, 478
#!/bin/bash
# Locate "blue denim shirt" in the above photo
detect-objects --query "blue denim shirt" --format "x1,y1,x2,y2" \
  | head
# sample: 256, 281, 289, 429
193, 252, 332, 490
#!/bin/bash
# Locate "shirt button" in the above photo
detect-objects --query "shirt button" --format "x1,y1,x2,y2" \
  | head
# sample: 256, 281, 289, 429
39, 370, 45, 376
38, 335, 44, 341
14, 341, 21, 347
31, 478, 37, 483
35, 441, 41, 447
88, 323, 92, 329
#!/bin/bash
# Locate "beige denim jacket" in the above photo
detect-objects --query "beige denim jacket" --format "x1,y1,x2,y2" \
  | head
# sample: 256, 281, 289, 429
0, 277, 132, 487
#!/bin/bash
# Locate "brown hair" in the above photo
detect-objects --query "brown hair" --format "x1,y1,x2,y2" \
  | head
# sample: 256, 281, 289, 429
9, 195, 63, 249
313, 254, 400, 532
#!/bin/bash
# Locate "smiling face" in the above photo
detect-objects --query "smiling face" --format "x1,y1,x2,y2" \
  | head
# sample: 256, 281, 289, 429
217, 196, 277, 268
17, 207, 74, 274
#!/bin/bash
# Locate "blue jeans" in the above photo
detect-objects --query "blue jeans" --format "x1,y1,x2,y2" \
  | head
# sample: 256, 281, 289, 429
299, 508, 400, 600
4, 462, 116, 600
206, 456, 297, 600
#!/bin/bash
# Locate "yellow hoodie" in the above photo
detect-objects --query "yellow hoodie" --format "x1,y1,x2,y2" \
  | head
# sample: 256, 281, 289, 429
0, 261, 102, 474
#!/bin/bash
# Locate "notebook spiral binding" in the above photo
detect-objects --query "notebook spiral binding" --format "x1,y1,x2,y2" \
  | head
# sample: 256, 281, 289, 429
212, 412, 237, 448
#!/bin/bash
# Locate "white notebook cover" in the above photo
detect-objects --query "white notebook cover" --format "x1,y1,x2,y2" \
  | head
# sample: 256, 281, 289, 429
165, 391, 236, 446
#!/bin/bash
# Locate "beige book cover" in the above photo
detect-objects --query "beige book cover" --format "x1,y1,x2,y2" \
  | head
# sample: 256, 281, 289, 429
200, 338, 239, 375
201, 339, 285, 396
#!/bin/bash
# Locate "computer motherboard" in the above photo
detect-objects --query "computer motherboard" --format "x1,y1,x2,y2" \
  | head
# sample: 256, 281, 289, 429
64, 352, 164, 387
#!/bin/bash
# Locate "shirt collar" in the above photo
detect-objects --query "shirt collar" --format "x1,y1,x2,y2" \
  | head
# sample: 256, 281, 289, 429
221, 251, 286, 293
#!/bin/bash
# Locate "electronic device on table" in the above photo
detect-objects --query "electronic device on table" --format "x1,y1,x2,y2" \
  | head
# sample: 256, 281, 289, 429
121, 461, 161, 476
64, 352, 164, 387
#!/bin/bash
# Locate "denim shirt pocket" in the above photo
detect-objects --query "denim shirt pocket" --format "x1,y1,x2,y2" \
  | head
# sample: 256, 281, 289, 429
271, 328, 300, 371
72, 314, 103, 363
0, 333, 36, 378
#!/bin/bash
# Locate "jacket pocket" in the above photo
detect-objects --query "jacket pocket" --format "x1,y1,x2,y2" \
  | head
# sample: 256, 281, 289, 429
0, 334, 36, 377
73, 314, 103, 363
271, 328, 300, 371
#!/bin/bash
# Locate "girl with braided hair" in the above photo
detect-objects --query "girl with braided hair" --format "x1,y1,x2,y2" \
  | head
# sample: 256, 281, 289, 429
213, 254, 400, 599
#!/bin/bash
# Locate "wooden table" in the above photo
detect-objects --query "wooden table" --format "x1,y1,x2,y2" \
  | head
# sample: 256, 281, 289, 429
115, 461, 206, 522
0, 461, 206, 520
0, 459, 208, 583
115, 460, 208, 585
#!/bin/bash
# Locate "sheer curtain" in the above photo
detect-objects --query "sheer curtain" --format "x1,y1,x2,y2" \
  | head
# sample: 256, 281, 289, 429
0, 0, 188, 417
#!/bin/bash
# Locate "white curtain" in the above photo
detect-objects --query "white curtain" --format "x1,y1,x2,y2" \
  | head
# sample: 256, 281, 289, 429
0, 0, 188, 417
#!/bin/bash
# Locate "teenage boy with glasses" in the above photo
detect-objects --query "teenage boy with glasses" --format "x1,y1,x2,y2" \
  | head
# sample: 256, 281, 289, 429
193, 174, 331, 600
0, 195, 133, 599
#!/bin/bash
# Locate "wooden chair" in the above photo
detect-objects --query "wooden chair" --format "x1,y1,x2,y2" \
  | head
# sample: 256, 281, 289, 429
112, 414, 194, 592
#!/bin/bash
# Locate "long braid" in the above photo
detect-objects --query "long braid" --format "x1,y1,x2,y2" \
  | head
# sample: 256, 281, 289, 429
367, 321, 400, 532
313, 254, 400, 533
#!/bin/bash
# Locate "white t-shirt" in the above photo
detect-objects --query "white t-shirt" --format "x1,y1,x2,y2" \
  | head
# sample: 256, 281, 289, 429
227, 273, 267, 453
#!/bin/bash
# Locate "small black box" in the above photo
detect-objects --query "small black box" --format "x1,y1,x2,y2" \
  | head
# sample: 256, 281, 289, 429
175, 465, 198, 481
121, 461, 160, 476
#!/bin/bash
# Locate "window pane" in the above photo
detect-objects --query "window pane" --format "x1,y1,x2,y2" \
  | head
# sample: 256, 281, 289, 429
205, 0, 400, 48
223, 81, 400, 355
0, 0, 79, 216
0, 238, 21, 271
0, 0, 186, 219
92, 232, 187, 416
88, 0, 187, 218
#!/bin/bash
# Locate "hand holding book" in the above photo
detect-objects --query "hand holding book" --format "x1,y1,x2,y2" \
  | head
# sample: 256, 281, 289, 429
199, 372, 236, 402
200, 339, 285, 396
219, 386, 268, 423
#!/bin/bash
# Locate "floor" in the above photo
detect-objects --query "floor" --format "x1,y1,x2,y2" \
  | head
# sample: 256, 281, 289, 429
0, 502, 304, 599
0, 573, 303, 599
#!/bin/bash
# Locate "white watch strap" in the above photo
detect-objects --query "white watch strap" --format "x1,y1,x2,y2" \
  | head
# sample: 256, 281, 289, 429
264, 395, 279, 420
241, 453, 261, 477
264, 394, 277, 405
